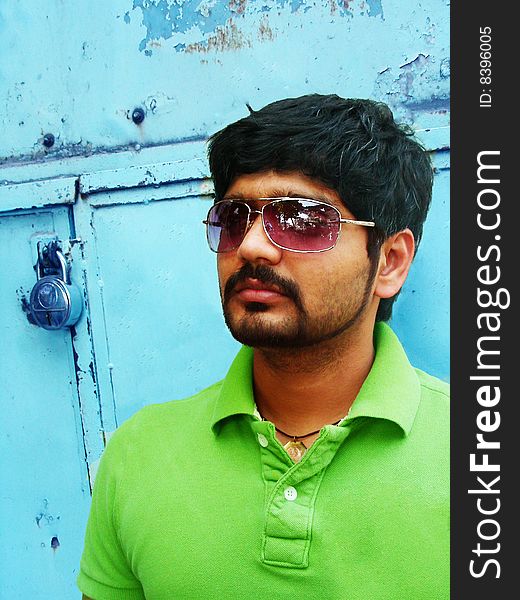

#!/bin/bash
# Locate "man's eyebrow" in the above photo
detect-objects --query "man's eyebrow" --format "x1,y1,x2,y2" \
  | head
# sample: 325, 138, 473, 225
223, 190, 337, 204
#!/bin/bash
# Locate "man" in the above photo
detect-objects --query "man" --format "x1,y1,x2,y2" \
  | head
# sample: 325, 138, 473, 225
78, 94, 449, 599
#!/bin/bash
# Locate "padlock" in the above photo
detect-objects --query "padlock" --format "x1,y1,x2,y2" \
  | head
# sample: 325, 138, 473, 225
29, 247, 83, 330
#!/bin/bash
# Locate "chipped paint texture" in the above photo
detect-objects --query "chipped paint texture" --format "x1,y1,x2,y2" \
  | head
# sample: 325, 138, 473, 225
129, 0, 386, 55
0, 0, 448, 162
373, 51, 449, 123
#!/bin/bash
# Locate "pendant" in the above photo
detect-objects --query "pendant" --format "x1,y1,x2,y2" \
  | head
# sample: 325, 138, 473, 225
284, 440, 307, 463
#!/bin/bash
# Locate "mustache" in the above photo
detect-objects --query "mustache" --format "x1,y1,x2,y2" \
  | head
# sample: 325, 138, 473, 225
223, 263, 304, 311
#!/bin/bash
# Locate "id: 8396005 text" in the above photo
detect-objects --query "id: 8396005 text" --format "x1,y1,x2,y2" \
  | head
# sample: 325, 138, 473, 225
479, 26, 492, 108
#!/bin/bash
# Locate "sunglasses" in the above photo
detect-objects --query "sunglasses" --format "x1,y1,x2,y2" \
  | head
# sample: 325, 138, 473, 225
203, 197, 375, 253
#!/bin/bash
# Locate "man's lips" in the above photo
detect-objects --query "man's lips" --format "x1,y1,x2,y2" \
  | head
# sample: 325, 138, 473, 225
233, 278, 288, 302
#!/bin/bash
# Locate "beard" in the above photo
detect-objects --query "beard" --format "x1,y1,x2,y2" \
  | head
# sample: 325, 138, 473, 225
221, 261, 378, 349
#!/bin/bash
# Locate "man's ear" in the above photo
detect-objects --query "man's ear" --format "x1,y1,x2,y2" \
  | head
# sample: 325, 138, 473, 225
374, 229, 416, 300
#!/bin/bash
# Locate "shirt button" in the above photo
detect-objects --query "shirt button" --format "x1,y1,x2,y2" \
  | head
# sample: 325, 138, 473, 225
257, 433, 269, 447
284, 486, 298, 501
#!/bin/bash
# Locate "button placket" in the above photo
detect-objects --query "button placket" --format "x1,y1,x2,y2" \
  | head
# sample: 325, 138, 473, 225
262, 467, 328, 568
251, 420, 291, 486
250, 418, 355, 568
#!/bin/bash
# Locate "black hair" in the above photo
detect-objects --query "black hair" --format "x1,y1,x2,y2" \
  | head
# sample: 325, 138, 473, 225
207, 94, 433, 321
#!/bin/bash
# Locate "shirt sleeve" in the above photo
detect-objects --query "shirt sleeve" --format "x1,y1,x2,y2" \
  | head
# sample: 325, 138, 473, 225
77, 425, 145, 600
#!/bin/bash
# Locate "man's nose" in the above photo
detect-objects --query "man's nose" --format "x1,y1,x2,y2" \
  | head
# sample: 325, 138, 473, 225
236, 213, 283, 265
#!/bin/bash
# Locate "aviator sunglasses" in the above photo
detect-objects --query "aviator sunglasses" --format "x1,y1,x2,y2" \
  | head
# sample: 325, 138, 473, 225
203, 197, 376, 253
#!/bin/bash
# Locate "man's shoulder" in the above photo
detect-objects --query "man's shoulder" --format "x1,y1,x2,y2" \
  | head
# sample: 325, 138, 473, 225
146, 378, 225, 416
91, 379, 228, 491
111, 378, 225, 444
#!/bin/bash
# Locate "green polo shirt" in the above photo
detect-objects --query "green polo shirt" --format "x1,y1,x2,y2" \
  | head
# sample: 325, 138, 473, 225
78, 323, 449, 600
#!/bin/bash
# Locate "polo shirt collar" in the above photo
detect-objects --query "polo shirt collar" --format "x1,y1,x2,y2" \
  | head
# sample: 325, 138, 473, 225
210, 322, 420, 436
344, 322, 420, 436
211, 345, 256, 430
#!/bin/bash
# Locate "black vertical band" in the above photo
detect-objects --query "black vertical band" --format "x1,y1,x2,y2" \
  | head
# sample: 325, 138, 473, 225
451, 2, 514, 596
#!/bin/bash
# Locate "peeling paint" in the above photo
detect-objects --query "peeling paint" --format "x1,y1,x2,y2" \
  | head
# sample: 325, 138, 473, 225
72, 340, 86, 384
366, 0, 383, 18
372, 50, 448, 123
129, 0, 382, 55
229, 0, 248, 16
185, 19, 251, 53
17, 287, 37, 325
335, 0, 384, 18
258, 15, 274, 41
397, 54, 432, 100
265, 0, 307, 14
88, 361, 97, 384
440, 57, 450, 79
198, 0, 218, 19
405, 97, 449, 114
130, 0, 254, 54
131, 0, 237, 54
400, 52, 430, 69
35, 499, 60, 529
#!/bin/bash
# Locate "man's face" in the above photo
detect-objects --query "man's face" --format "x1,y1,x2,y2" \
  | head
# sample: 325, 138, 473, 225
216, 171, 380, 349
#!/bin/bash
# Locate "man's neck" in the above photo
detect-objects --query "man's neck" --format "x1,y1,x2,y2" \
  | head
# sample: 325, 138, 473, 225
252, 320, 376, 436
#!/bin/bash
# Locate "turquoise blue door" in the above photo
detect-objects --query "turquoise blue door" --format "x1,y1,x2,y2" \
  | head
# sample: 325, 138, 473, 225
1, 1, 449, 597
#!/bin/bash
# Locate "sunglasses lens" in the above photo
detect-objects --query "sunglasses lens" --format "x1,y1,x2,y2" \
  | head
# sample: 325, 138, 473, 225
263, 199, 340, 251
206, 201, 250, 252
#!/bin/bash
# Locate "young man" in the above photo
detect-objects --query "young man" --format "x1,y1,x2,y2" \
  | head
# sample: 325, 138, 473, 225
78, 95, 449, 599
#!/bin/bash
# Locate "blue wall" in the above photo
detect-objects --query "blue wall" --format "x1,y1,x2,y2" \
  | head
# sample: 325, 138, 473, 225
0, 1, 449, 597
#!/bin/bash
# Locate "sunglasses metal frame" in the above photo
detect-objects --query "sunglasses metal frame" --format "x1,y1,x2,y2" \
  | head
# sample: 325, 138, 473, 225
203, 197, 376, 254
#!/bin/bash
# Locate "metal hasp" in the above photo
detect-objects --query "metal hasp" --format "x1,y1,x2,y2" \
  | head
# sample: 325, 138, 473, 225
29, 243, 83, 330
